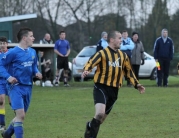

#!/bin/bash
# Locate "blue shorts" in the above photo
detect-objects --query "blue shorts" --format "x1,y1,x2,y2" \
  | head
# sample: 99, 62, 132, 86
0, 84, 8, 95
9, 84, 32, 112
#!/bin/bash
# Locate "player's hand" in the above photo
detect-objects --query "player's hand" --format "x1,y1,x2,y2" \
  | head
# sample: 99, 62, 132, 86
81, 71, 89, 78
137, 84, 145, 94
36, 73, 42, 79
8, 76, 18, 84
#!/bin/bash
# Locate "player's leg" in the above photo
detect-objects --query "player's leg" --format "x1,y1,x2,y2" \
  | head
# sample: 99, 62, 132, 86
0, 84, 7, 131
84, 83, 107, 138
3, 85, 31, 138
63, 57, 69, 86
0, 93, 5, 130
63, 70, 69, 86
55, 56, 62, 85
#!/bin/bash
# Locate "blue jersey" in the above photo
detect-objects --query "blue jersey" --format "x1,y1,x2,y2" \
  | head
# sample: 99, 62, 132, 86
0, 46, 39, 85
54, 39, 70, 55
0, 50, 9, 85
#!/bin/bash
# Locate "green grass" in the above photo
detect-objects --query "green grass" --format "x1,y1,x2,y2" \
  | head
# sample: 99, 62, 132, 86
5, 76, 179, 138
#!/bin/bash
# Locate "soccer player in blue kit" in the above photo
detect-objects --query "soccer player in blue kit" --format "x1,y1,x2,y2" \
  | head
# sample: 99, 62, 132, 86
0, 37, 10, 131
0, 28, 42, 138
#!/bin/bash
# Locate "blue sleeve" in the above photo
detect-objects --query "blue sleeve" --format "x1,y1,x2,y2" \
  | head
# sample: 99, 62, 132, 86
120, 38, 134, 50
0, 51, 14, 79
32, 53, 40, 76
126, 39, 134, 50
170, 40, 174, 60
67, 40, 70, 50
153, 39, 158, 59
54, 41, 58, 50
120, 43, 127, 50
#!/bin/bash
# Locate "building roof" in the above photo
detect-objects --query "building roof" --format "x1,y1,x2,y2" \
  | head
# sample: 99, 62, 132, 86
0, 14, 37, 23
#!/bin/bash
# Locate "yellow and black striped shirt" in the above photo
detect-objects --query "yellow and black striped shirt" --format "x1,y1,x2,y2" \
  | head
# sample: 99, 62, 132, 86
84, 46, 139, 88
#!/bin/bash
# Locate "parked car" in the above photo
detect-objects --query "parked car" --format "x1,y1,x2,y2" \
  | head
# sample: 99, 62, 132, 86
72, 46, 156, 81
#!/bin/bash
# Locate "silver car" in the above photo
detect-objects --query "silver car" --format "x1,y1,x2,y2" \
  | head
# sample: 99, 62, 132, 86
72, 46, 156, 81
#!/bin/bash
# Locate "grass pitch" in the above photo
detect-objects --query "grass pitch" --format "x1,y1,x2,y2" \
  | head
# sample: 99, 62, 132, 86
5, 76, 179, 138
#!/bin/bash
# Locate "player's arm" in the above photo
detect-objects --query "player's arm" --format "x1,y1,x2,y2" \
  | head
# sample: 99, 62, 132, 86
0, 51, 14, 79
82, 52, 102, 78
33, 53, 42, 79
65, 41, 71, 57
123, 54, 145, 93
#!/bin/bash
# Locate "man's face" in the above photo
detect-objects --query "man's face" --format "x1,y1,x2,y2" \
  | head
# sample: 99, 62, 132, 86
60, 33, 66, 40
122, 32, 128, 39
103, 34, 107, 40
0, 41, 8, 52
113, 33, 122, 50
45, 34, 50, 41
162, 31, 168, 38
40, 51, 44, 57
24, 31, 35, 46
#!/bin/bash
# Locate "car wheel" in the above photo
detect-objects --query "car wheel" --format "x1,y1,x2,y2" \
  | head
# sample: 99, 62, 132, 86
60, 69, 72, 82
150, 68, 157, 80
74, 77, 81, 82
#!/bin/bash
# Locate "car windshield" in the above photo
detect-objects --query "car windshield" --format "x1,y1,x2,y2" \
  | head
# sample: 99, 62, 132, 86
77, 47, 96, 57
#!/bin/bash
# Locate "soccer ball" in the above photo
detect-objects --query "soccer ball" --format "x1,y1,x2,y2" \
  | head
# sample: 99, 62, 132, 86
34, 80, 41, 86
45, 80, 53, 87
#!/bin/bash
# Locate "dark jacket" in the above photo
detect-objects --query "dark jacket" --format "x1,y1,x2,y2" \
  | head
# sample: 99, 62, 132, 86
154, 37, 174, 60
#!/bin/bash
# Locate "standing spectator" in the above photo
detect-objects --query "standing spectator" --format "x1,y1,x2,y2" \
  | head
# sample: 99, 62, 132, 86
0, 28, 42, 138
120, 30, 134, 86
154, 28, 174, 87
96, 31, 108, 52
54, 31, 71, 87
82, 31, 145, 138
42, 33, 53, 44
0, 37, 9, 131
131, 32, 145, 80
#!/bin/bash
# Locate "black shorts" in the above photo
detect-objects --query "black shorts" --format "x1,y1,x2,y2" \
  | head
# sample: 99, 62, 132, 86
57, 56, 69, 70
93, 83, 118, 114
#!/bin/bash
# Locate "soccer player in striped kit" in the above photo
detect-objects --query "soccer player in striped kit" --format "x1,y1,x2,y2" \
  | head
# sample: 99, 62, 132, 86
82, 31, 145, 138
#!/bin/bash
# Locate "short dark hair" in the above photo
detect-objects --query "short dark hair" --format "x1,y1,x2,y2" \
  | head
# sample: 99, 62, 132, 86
107, 31, 119, 43
59, 31, 65, 35
122, 30, 128, 33
0, 36, 8, 43
17, 27, 32, 42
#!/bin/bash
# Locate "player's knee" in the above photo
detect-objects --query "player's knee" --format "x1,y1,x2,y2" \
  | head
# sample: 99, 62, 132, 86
0, 101, 3, 105
95, 113, 105, 123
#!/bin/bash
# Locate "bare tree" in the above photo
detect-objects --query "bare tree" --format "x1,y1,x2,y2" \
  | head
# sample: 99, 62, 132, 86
36, 0, 64, 40
0, 0, 32, 17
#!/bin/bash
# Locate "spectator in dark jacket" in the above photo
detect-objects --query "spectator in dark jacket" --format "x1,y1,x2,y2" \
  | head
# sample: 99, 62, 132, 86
131, 32, 145, 80
96, 32, 108, 52
153, 28, 174, 87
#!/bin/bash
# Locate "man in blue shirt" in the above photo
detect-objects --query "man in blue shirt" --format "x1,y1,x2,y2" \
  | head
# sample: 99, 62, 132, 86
96, 32, 108, 52
0, 28, 42, 138
0, 37, 10, 131
54, 31, 71, 87
154, 28, 174, 87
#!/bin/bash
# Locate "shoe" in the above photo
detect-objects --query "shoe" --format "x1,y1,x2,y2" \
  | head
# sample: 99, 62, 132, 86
64, 84, 70, 87
55, 82, 59, 86
1, 130, 11, 138
84, 122, 91, 138
0, 125, 5, 131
